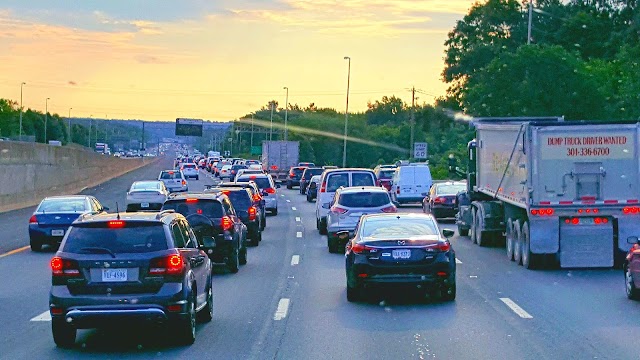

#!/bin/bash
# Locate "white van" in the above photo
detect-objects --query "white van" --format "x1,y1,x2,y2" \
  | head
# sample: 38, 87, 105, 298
315, 168, 377, 235
390, 163, 432, 205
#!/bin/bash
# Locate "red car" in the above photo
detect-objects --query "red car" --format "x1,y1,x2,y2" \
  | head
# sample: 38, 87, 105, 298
625, 236, 640, 299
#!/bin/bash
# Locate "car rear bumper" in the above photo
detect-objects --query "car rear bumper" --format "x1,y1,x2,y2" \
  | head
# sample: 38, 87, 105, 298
264, 197, 277, 210
29, 228, 66, 245
431, 205, 457, 217
395, 195, 425, 203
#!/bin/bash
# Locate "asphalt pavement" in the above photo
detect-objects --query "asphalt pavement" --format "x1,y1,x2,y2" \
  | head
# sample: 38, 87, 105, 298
0, 161, 637, 359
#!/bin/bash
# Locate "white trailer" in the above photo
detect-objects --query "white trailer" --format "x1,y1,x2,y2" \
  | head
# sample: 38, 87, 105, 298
261, 141, 300, 183
457, 118, 640, 269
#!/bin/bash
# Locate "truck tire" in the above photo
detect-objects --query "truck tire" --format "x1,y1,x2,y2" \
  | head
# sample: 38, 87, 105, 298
506, 219, 515, 261
626, 266, 640, 300
470, 208, 478, 244
521, 222, 540, 269
513, 220, 523, 265
475, 210, 489, 247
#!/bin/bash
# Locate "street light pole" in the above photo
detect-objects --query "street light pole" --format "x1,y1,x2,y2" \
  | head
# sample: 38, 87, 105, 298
527, 0, 533, 45
44, 97, 50, 143
68, 108, 72, 143
342, 56, 351, 168
250, 114, 254, 150
269, 102, 274, 141
88, 115, 93, 148
19, 82, 26, 140
283, 87, 289, 141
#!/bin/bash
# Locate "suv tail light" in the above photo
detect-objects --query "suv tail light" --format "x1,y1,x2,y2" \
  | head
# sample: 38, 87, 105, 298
248, 206, 257, 221
330, 206, 348, 214
29, 215, 38, 224
396, 188, 400, 195
182, 180, 187, 186
253, 194, 262, 202
265, 188, 276, 194
221, 216, 233, 231
149, 254, 185, 276
320, 183, 326, 193
51, 257, 81, 277
381, 205, 397, 213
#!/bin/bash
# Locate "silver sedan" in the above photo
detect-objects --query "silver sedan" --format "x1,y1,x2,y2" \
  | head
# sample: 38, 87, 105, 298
125, 180, 169, 211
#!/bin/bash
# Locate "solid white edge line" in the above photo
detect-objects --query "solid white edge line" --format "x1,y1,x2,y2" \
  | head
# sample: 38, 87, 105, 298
291, 207, 297, 211
273, 298, 291, 320
296, 232, 303, 238
295, 217, 301, 222
30, 311, 51, 322
291, 255, 300, 265
499, 298, 533, 319
455, 258, 463, 264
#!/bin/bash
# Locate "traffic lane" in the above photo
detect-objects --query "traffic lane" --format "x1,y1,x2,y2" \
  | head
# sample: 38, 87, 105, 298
0, 157, 167, 254
275, 191, 545, 360
0, 178, 297, 359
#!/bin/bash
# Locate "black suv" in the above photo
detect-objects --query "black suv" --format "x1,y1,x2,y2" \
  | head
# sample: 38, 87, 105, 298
162, 192, 247, 273
299, 167, 325, 195
49, 211, 213, 348
210, 188, 263, 246
212, 181, 266, 230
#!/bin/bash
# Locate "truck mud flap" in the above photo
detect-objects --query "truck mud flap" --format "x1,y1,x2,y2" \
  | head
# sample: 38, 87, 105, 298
559, 221, 613, 268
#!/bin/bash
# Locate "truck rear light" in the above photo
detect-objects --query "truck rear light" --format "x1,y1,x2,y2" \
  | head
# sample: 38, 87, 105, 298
624, 207, 640, 214
530, 208, 554, 216
29, 215, 38, 224
51, 257, 81, 277
221, 216, 233, 231
248, 206, 257, 221
381, 205, 397, 213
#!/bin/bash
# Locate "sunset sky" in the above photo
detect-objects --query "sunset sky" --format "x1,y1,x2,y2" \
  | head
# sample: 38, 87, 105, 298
0, 0, 476, 121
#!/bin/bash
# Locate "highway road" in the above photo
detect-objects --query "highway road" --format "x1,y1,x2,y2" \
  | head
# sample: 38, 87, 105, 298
0, 157, 638, 359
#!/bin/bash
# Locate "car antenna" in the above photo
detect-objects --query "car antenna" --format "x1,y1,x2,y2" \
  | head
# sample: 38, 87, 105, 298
116, 202, 121, 220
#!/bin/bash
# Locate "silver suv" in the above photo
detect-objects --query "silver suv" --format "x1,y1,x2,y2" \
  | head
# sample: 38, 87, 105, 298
326, 186, 396, 253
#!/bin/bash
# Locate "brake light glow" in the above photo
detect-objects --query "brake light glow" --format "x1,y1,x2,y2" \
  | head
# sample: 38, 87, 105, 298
530, 208, 554, 216
168, 171, 174, 175
186, 198, 198, 203
29, 215, 38, 224
381, 205, 397, 213
437, 241, 451, 252
253, 194, 262, 202
265, 188, 276, 194
433, 197, 446, 204
351, 243, 372, 254
248, 206, 257, 221
182, 180, 187, 186
330, 206, 348, 214
320, 183, 326, 193
51, 257, 80, 277
396, 188, 400, 195
108, 220, 125, 228
221, 216, 233, 231
624, 207, 640, 214
149, 254, 185, 276
167, 304, 182, 312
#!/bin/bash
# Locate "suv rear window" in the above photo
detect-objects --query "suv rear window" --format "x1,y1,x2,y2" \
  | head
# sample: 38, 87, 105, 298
224, 190, 252, 209
63, 222, 167, 253
160, 171, 181, 179
338, 192, 390, 208
291, 168, 305, 175
162, 200, 224, 218
237, 176, 271, 190
183, 164, 196, 169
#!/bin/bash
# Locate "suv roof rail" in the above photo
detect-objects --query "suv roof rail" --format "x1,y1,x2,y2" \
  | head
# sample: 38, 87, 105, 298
155, 209, 175, 219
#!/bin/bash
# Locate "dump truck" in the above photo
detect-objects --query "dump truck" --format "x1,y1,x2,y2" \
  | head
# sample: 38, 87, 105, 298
456, 117, 640, 269
261, 141, 300, 183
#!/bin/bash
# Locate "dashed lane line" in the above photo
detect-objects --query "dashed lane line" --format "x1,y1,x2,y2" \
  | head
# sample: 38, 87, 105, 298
291, 207, 297, 211
273, 298, 291, 321
500, 298, 533, 319
296, 232, 303, 238
30, 311, 51, 322
291, 255, 300, 266
295, 217, 301, 222
286, 200, 291, 203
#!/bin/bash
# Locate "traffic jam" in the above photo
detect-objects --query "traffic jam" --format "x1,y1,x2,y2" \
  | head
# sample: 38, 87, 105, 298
14, 117, 640, 354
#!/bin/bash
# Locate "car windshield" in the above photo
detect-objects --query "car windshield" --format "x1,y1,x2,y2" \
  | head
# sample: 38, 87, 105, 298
338, 192, 390, 208
131, 182, 161, 191
37, 198, 87, 212
361, 218, 439, 239
378, 170, 395, 179
326, 173, 349, 192
237, 177, 271, 189
160, 171, 181, 179
162, 200, 224, 218
63, 222, 167, 253
436, 184, 467, 196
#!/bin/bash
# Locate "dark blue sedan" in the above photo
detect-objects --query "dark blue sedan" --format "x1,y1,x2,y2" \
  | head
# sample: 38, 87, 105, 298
29, 195, 108, 251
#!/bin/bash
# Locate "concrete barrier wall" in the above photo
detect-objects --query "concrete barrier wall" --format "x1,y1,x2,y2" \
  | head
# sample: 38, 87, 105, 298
0, 142, 158, 213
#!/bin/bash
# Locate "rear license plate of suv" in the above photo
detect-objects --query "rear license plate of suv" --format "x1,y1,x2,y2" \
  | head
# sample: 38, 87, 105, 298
141, 202, 150, 208
392, 249, 411, 259
102, 268, 128, 282
51, 229, 65, 236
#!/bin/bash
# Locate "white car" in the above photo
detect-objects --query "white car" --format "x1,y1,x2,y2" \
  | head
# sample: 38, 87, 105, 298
235, 174, 279, 215
125, 181, 169, 211
235, 168, 264, 181
390, 163, 433, 205
220, 164, 233, 180
180, 163, 199, 180
158, 170, 189, 193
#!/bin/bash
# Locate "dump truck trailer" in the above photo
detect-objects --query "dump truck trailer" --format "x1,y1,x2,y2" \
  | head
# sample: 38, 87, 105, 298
456, 117, 640, 269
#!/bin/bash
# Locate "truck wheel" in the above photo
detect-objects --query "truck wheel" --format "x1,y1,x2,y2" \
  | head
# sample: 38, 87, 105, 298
476, 210, 488, 247
457, 225, 469, 237
513, 220, 523, 265
506, 219, 515, 261
521, 222, 540, 269
470, 208, 478, 244
626, 266, 640, 300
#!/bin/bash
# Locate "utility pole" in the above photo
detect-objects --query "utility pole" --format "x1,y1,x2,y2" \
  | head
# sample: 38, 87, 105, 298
44, 97, 50, 143
19, 82, 26, 140
269, 102, 274, 141
283, 87, 289, 141
410, 87, 415, 159
141, 121, 145, 152
527, 0, 533, 45
342, 56, 351, 168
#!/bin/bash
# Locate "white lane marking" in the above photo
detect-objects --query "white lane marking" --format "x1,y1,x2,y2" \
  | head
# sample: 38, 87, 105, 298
500, 298, 533, 319
291, 207, 297, 211
281, 195, 285, 197
273, 298, 291, 321
296, 231, 303, 238
286, 199, 291, 203
30, 311, 51, 322
455, 258, 462, 264
291, 255, 300, 265
295, 217, 301, 222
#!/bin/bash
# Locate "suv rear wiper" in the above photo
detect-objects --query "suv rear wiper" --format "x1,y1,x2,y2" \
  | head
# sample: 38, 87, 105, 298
80, 247, 116, 258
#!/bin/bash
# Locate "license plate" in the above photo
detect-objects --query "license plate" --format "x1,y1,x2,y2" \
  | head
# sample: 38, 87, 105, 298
392, 249, 411, 259
349, 212, 362, 217
102, 268, 128, 282
141, 202, 150, 208
51, 229, 65, 236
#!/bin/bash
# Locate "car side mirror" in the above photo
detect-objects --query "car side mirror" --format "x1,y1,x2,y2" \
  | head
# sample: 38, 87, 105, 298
628, 236, 639, 245
443, 229, 455, 238
200, 236, 216, 249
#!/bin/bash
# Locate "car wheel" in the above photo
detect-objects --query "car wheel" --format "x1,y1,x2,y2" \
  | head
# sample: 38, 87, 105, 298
457, 225, 469, 237
197, 281, 213, 323
441, 281, 456, 301
626, 266, 640, 300
307, 194, 313, 202
328, 238, 339, 253
30, 238, 43, 252
196, 176, 199, 180
252, 230, 262, 246
227, 248, 240, 273
347, 285, 365, 302
261, 216, 266, 231
287, 183, 292, 190
272, 208, 278, 216
52, 318, 76, 348
176, 292, 196, 345
319, 218, 328, 235
239, 246, 247, 265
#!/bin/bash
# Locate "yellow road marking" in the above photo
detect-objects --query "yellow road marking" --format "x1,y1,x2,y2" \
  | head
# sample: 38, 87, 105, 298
0, 245, 30, 259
